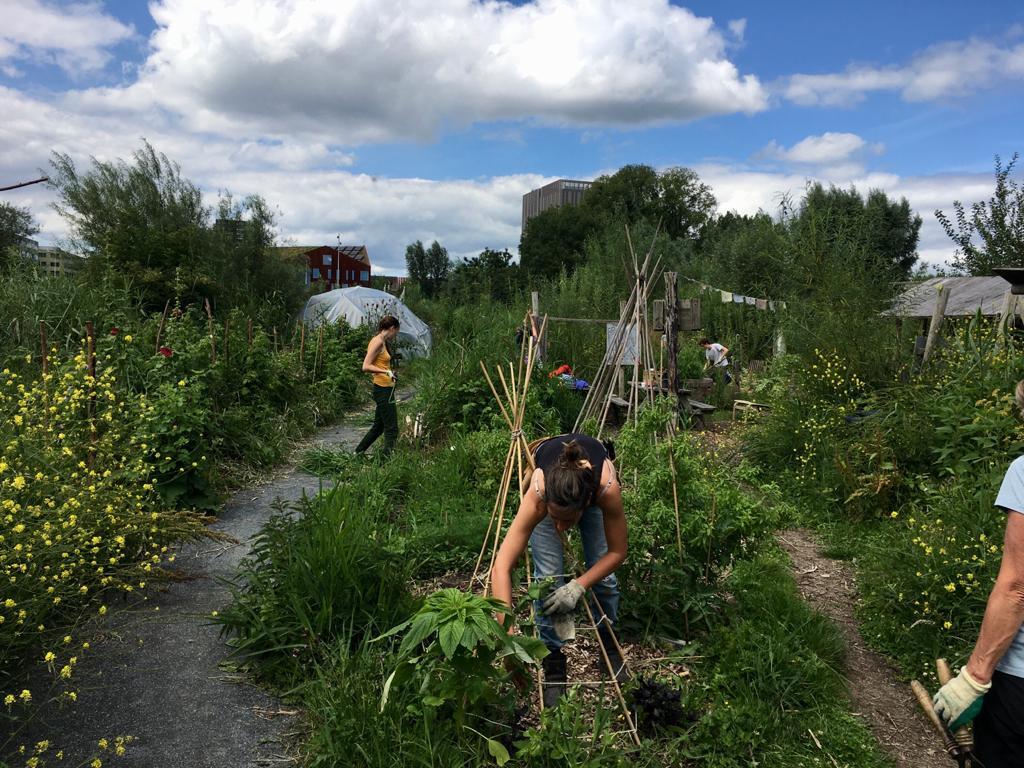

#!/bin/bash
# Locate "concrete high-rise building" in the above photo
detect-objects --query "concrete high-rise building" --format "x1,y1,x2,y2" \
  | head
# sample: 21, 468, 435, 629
521, 179, 592, 231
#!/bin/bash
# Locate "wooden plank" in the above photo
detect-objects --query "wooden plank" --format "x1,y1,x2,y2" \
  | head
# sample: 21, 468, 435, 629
922, 282, 951, 363
664, 272, 679, 409
545, 316, 619, 324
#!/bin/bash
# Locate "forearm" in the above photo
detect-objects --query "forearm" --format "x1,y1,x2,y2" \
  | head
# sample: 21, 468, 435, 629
576, 551, 625, 590
967, 579, 1024, 683
362, 364, 389, 374
491, 566, 515, 627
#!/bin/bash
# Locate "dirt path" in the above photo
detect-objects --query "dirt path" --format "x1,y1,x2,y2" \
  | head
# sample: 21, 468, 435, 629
776, 528, 947, 768
8, 395, 408, 767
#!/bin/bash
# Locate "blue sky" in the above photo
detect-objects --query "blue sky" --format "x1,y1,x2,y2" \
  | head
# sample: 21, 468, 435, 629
1, 0, 1022, 272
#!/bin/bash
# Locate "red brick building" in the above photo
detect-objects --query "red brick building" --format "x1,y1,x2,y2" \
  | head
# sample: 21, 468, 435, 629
274, 245, 372, 290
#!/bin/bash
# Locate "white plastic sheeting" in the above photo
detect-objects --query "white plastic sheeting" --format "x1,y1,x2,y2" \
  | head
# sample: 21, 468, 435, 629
302, 286, 432, 357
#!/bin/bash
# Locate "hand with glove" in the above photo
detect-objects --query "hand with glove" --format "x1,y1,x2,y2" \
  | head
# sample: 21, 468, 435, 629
933, 667, 991, 729
542, 579, 585, 616
387, 369, 397, 383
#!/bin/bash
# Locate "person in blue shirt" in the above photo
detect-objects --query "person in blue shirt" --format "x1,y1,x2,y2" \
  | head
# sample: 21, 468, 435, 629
933, 381, 1024, 767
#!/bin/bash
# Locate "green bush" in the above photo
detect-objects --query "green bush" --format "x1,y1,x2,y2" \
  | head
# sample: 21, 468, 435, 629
615, 401, 771, 637
857, 477, 1007, 676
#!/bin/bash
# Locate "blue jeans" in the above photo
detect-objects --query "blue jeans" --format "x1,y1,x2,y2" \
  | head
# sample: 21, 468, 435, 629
530, 505, 620, 650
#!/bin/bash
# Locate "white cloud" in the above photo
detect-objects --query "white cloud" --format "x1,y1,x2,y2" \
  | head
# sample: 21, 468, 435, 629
761, 132, 883, 166
71, 0, 767, 143
0, 0, 134, 73
0, 86, 999, 275
727, 18, 746, 42
782, 37, 1024, 107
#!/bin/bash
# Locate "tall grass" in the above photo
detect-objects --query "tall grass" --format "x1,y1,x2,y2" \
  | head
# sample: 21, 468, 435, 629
216, 479, 412, 685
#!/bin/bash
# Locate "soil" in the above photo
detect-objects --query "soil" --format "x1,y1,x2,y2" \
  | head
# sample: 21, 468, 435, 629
6, 392, 413, 768
776, 528, 948, 768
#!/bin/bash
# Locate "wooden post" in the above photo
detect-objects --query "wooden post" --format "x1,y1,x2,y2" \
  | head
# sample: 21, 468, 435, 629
531, 291, 546, 362
922, 282, 951, 364
247, 318, 253, 350
664, 272, 679, 409
273, 326, 278, 353
999, 289, 1016, 333
299, 322, 306, 364
614, 300, 626, 398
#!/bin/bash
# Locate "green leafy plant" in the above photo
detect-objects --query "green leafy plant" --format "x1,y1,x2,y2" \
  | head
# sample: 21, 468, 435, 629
377, 589, 547, 724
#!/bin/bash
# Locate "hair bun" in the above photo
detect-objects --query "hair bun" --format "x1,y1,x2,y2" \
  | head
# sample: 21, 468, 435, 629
558, 440, 585, 466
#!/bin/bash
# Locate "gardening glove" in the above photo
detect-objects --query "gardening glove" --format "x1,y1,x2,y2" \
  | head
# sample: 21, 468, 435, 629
542, 579, 585, 616
386, 369, 396, 382
933, 668, 991, 729
551, 612, 576, 641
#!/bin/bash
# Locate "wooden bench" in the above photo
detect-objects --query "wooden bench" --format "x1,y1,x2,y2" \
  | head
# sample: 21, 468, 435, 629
732, 399, 771, 420
684, 398, 716, 428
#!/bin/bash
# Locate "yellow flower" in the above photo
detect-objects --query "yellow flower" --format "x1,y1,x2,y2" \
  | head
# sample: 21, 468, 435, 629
11, 476, 26, 490
19, 689, 31, 703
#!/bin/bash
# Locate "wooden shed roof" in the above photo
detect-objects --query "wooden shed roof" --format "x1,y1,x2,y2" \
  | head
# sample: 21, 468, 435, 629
886, 276, 1012, 318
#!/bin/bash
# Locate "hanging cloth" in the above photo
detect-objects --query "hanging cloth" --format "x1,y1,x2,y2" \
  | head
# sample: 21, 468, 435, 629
720, 291, 732, 303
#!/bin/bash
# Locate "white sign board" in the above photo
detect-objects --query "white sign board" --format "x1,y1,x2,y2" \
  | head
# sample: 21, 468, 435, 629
606, 322, 639, 366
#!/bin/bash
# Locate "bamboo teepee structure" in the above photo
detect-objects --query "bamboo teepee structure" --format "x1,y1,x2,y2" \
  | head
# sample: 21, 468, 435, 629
574, 223, 664, 437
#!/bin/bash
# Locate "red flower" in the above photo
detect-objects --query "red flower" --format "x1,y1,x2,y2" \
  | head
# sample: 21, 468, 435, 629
110, 327, 120, 335
158, 346, 173, 358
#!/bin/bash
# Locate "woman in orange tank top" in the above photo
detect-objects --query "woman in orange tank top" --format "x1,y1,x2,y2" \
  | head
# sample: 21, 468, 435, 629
355, 315, 400, 457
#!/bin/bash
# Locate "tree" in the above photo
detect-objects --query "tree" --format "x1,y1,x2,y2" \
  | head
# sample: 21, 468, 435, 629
518, 204, 592, 281
583, 164, 716, 240
424, 240, 451, 297
446, 248, 519, 304
49, 141, 209, 308
697, 212, 790, 297
405, 240, 427, 293
211, 193, 304, 318
0, 203, 37, 272
787, 182, 920, 283
936, 153, 1024, 275
405, 239, 451, 298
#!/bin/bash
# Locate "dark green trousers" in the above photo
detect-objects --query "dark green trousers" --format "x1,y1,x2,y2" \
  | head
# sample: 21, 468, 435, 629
355, 384, 398, 456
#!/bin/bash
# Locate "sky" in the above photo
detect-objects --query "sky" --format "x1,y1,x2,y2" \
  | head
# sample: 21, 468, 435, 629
1, 0, 1022, 274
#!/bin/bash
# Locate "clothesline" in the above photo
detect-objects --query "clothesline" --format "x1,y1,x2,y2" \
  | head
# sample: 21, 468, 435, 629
680, 275, 787, 312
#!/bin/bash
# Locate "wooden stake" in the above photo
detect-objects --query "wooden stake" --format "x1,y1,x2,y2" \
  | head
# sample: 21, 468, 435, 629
923, 282, 951, 363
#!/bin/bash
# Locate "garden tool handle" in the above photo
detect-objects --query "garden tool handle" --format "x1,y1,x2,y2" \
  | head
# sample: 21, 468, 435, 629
936, 659, 976, 751
911, 680, 960, 755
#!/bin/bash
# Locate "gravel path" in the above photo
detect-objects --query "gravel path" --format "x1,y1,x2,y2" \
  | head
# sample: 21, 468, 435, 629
7, 397, 404, 767
777, 528, 947, 768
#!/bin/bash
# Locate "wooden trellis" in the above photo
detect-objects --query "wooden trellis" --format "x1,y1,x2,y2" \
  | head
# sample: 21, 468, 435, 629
574, 223, 664, 438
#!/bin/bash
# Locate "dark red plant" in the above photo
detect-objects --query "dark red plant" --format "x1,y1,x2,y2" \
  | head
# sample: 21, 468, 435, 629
158, 347, 173, 358
110, 327, 120, 335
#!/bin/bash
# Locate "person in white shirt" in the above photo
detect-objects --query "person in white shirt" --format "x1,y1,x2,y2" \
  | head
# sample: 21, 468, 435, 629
933, 381, 1024, 767
699, 338, 732, 384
